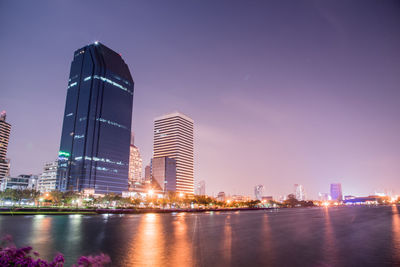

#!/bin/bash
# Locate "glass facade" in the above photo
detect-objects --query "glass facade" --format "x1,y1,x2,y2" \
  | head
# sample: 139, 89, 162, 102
57, 42, 134, 194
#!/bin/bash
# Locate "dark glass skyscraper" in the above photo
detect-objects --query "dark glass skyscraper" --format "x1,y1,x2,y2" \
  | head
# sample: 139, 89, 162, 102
57, 42, 134, 194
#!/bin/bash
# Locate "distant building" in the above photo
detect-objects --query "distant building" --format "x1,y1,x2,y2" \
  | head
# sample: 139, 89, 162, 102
0, 111, 11, 182
262, 196, 273, 202
217, 192, 226, 202
195, 180, 206, 196
151, 157, 176, 192
231, 195, 251, 202
319, 192, 331, 201
128, 142, 142, 188
144, 164, 151, 181
37, 161, 58, 192
153, 112, 194, 194
0, 174, 38, 191
56, 42, 134, 194
294, 184, 306, 201
254, 185, 264, 200
330, 183, 343, 201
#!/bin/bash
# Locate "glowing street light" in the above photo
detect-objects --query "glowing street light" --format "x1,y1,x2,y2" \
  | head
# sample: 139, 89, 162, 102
179, 193, 184, 198
148, 189, 154, 196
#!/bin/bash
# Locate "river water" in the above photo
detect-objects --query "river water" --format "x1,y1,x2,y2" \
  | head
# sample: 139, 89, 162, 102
0, 206, 399, 266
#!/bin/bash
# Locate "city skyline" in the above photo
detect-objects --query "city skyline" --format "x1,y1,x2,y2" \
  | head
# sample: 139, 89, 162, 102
1, 1, 400, 198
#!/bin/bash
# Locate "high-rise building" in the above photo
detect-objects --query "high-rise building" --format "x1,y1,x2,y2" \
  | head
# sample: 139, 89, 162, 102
0, 174, 38, 191
128, 134, 142, 189
144, 164, 151, 181
195, 180, 206, 196
294, 184, 306, 201
330, 183, 343, 201
153, 112, 194, 194
151, 157, 176, 192
254, 184, 265, 200
57, 42, 134, 194
38, 161, 58, 192
0, 111, 11, 182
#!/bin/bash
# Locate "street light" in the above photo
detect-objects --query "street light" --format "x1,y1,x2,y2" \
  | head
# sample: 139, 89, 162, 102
148, 189, 154, 196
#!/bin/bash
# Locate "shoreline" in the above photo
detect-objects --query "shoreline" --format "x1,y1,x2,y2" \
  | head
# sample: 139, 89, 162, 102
0, 207, 274, 215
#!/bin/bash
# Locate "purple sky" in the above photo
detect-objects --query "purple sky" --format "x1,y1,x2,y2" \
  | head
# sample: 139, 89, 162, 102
0, 0, 399, 199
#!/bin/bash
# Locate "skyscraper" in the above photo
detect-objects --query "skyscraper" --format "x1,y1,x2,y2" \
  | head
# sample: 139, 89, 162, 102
151, 157, 176, 192
38, 160, 58, 192
153, 112, 194, 194
128, 144, 142, 185
0, 111, 11, 182
330, 183, 343, 201
57, 42, 134, 194
254, 185, 264, 200
195, 180, 206, 196
294, 184, 306, 201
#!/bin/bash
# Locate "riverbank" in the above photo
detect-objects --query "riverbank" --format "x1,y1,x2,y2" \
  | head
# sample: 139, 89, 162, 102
0, 207, 274, 215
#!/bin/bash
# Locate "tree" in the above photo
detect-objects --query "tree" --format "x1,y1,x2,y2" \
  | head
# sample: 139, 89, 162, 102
49, 191, 63, 206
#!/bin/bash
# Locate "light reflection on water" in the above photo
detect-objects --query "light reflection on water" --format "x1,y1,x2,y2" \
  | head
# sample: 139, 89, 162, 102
392, 205, 400, 264
0, 207, 399, 266
130, 213, 165, 266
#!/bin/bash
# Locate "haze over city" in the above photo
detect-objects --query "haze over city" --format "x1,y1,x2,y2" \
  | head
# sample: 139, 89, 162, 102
1, 0, 399, 199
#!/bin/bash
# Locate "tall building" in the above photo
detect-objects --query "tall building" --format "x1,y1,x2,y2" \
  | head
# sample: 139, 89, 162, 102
0, 111, 11, 182
0, 174, 38, 191
195, 180, 206, 196
144, 164, 151, 181
38, 161, 58, 192
128, 133, 142, 189
330, 183, 343, 201
151, 157, 176, 192
254, 184, 265, 200
153, 112, 194, 194
57, 42, 134, 194
294, 184, 306, 201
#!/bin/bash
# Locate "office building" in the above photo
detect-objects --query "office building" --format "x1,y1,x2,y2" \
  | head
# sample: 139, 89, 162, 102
0, 111, 11, 182
144, 164, 151, 181
151, 157, 176, 192
57, 42, 134, 194
254, 184, 265, 200
0, 174, 38, 191
294, 184, 306, 201
217, 192, 226, 202
153, 112, 194, 194
330, 183, 343, 201
128, 144, 142, 188
37, 161, 58, 192
195, 180, 206, 196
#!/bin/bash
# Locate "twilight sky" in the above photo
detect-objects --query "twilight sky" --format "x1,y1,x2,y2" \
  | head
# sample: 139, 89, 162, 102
0, 0, 399, 199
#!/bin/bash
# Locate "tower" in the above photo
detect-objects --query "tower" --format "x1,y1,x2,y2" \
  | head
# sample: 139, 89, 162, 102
57, 42, 134, 194
0, 111, 11, 182
153, 112, 194, 194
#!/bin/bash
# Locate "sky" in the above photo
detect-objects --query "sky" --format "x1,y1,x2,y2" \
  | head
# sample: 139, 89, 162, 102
0, 0, 399, 199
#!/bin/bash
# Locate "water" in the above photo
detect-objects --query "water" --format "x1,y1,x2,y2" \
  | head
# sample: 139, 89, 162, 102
0, 206, 399, 266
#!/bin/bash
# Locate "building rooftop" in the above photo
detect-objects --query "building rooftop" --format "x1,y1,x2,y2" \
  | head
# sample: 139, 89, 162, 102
154, 111, 194, 123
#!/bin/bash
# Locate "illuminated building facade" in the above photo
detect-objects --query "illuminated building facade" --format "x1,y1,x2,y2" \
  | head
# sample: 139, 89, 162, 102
128, 144, 142, 187
38, 161, 58, 192
0, 111, 11, 182
153, 112, 194, 194
195, 180, 206, 196
57, 42, 134, 194
144, 164, 151, 181
294, 184, 306, 201
254, 184, 265, 200
330, 183, 343, 201
151, 157, 176, 192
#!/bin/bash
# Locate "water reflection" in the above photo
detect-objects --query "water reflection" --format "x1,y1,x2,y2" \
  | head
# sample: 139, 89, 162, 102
322, 207, 338, 265
130, 213, 165, 266
392, 205, 400, 264
223, 215, 232, 265
171, 213, 193, 266
29, 215, 53, 256
261, 214, 275, 264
